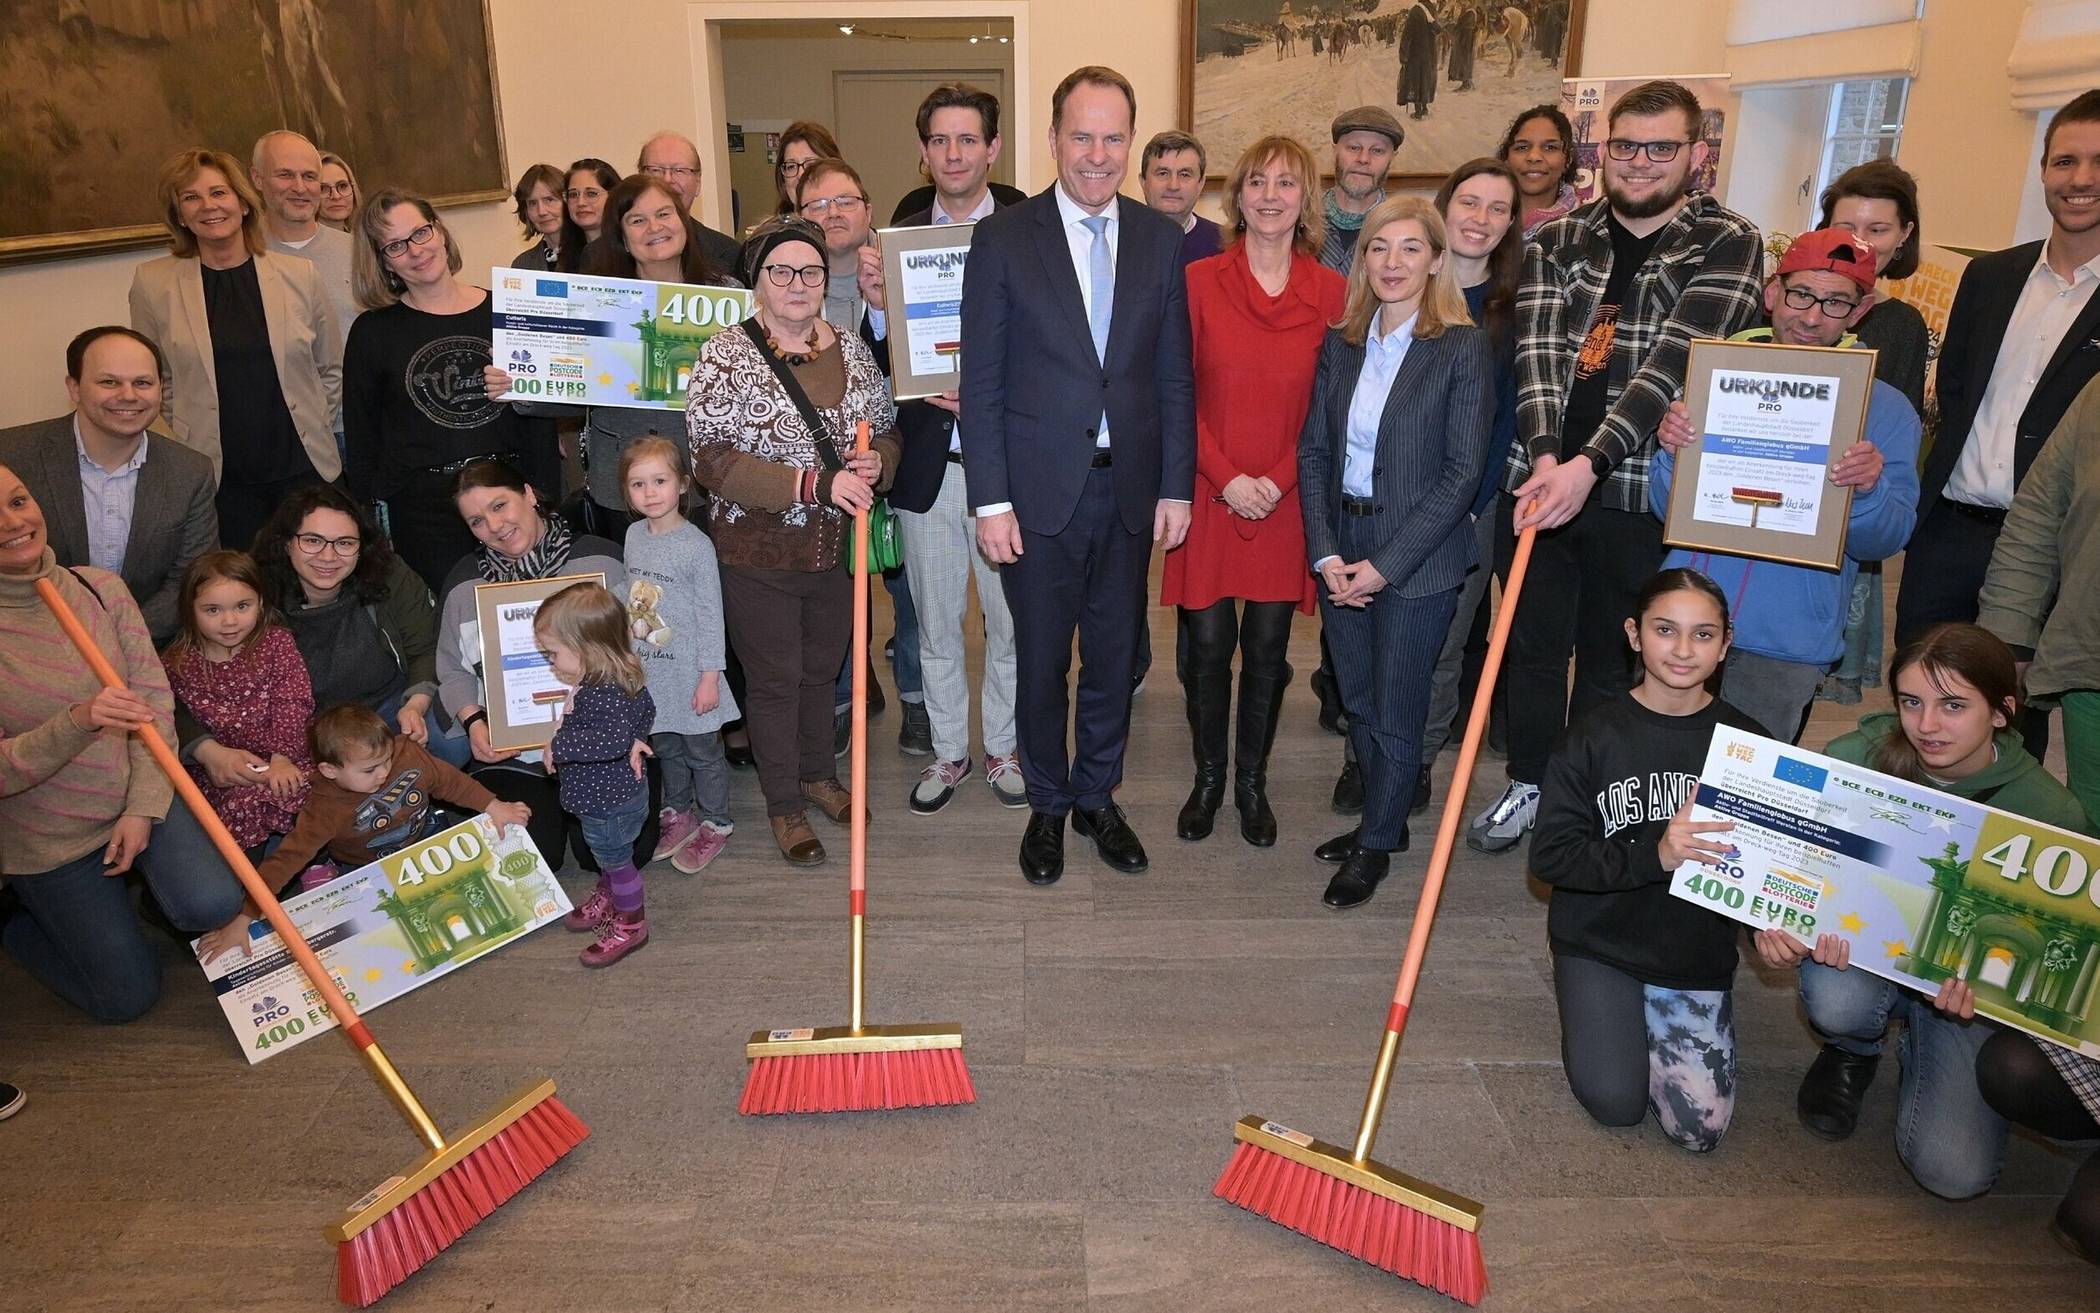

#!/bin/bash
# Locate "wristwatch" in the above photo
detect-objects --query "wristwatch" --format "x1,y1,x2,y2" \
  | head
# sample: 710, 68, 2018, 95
461, 708, 488, 731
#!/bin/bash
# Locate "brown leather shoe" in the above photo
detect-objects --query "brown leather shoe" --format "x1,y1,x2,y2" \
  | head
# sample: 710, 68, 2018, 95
770, 812, 826, 866
799, 777, 867, 827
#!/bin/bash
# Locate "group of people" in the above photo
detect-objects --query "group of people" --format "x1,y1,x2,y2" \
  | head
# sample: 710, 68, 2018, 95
0, 64, 2094, 1265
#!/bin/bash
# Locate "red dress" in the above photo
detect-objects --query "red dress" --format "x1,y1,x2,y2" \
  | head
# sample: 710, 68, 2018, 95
1163, 244, 1345, 613
164, 625, 315, 848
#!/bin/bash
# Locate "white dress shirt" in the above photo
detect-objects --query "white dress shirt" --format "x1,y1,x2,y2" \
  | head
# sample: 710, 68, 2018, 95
73, 417, 148, 574
1314, 311, 1417, 571
1946, 245, 2100, 508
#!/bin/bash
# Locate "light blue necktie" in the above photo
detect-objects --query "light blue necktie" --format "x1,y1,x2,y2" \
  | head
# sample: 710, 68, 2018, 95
1083, 214, 1113, 363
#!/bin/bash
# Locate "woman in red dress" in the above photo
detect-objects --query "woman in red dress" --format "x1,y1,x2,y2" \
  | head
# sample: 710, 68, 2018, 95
1164, 134, 1346, 848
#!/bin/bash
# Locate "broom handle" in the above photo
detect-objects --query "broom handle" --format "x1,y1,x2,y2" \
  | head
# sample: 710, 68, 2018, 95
36, 578, 449, 1154
849, 420, 872, 1034
1349, 508, 1540, 1165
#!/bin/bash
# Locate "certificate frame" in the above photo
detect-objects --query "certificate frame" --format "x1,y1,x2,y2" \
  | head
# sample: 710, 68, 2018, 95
878, 222, 976, 401
472, 573, 605, 751
1663, 338, 1879, 572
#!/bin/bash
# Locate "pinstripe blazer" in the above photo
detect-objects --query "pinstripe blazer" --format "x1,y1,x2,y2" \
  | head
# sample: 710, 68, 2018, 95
1298, 322, 1494, 598
0, 415, 218, 644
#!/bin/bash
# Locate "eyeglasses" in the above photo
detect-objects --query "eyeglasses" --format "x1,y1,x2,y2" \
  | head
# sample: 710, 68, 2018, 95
761, 263, 828, 288
800, 195, 866, 218
319, 181, 355, 197
380, 223, 439, 258
1605, 138, 1692, 163
779, 158, 815, 179
293, 532, 362, 557
641, 163, 699, 181
564, 187, 605, 202
1779, 285, 1861, 318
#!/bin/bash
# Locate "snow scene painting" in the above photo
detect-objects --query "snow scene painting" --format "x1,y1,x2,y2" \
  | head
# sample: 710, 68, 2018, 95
1187, 0, 1584, 182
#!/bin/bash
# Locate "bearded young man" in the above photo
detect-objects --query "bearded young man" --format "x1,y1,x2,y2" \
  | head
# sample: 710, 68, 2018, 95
1469, 78, 1763, 854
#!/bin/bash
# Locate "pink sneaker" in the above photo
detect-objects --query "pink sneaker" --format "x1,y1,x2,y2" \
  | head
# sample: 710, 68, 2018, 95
651, 807, 701, 861
563, 883, 613, 932
671, 820, 731, 874
580, 913, 648, 967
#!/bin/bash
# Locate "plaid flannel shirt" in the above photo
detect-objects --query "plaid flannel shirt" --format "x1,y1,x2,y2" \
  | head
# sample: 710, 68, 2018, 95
1507, 192, 1764, 511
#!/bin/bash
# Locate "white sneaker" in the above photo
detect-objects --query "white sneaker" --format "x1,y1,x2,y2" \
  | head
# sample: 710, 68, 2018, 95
1466, 781, 1539, 854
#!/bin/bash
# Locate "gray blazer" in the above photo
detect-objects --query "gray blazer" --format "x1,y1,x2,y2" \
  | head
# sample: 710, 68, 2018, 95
0, 414, 218, 644
1298, 323, 1494, 597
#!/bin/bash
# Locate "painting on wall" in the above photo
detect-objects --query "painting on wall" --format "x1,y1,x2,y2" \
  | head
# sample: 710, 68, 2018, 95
0, 0, 507, 265
1183, 0, 1587, 184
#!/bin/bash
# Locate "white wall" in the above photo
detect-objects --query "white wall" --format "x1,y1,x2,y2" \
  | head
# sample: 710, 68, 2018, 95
0, 0, 2071, 426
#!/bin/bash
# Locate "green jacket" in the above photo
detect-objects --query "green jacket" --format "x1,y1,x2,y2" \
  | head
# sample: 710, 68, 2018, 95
1977, 382, 2100, 701
1825, 713, 2095, 835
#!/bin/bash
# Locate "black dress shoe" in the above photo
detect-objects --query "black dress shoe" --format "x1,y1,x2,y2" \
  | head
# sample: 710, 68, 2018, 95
1073, 804, 1148, 874
1322, 848, 1391, 909
1796, 1044, 1879, 1140
1331, 760, 1365, 815
724, 739, 755, 769
1409, 763, 1432, 815
1315, 828, 1359, 863
1020, 811, 1066, 885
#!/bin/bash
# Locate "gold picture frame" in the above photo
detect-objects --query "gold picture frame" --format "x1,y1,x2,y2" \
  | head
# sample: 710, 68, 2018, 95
1663, 338, 1879, 572
472, 573, 604, 753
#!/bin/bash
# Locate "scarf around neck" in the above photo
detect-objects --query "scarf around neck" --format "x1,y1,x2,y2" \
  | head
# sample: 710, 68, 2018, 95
477, 511, 575, 583
1324, 187, 1385, 236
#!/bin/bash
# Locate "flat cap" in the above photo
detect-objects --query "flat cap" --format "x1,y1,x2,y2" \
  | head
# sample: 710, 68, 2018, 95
1330, 105, 1405, 148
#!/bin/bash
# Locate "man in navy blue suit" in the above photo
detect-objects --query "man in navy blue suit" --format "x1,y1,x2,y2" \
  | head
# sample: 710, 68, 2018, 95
960, 65, 1196, 885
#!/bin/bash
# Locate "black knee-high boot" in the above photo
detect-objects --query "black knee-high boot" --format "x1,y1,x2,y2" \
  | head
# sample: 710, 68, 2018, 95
1177, 669, 1231, 840
1234, 668, 1289, 846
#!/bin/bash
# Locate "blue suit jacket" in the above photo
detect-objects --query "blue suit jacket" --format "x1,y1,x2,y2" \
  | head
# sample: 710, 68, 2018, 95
958, 187, 1196, 535
1298, 324, 1495, 597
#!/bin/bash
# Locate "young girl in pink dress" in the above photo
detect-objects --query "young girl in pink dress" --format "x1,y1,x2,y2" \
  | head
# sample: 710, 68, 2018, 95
161, 551, 315, 853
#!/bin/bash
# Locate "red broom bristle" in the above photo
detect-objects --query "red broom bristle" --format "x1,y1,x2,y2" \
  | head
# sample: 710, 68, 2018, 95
336, 1096, 589, 1307
738, 1047, 977, 1115
1213, 1142, 1487, 1306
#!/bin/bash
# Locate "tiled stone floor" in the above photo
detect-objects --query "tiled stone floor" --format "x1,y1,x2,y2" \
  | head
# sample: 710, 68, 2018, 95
4, 569, 2095, 1311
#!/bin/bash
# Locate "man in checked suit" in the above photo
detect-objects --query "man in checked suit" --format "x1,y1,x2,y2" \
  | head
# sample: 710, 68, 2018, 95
0, 326, 217, 646
960, 65, 1196, 885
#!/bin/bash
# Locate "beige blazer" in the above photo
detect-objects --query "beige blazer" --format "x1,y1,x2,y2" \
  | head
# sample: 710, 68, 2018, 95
127, 249, 343, 482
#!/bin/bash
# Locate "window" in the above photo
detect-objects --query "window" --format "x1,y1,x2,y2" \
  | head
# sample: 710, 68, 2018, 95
1816, 78, 1909, 197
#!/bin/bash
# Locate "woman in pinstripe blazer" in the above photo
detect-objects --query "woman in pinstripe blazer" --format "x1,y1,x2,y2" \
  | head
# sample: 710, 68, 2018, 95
1299, 196, 1494, 909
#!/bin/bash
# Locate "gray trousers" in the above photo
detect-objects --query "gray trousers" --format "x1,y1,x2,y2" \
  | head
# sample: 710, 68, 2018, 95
897, 460, 1017, 763
1720, 649, 1827, 745
652, 729, 730, 827
1422, 509, 1500, 758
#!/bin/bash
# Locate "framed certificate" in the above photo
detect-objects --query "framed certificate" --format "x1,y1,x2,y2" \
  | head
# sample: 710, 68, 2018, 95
1662, 338, 1878, 571
877, 222, 975, 400
472, 573, 605, 751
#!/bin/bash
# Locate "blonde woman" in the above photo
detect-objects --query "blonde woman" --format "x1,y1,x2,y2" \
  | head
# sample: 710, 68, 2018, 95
128, 148, 342, 549
1297, 196, 1494, 908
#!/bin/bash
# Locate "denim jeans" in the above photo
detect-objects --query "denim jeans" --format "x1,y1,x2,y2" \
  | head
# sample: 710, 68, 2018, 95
375, 689, 472, 769
574, 787, 651, 871
836, 566, 923, 710
1799, 962, 2010, 1197
3, 799, 248, 1022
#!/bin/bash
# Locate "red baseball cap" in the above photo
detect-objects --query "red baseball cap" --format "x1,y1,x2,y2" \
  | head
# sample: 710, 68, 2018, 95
1775, 228, 1878, 292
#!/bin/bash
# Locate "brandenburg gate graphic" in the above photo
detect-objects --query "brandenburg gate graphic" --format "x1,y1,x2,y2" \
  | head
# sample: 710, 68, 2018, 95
1904, 841, 2100, 1036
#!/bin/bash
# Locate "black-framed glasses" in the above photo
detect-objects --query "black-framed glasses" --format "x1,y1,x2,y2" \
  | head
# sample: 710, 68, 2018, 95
319, 181, 355, 197
1779, 285, 1861, 318
380, 223, 438, 259
641, 163, 699, 181
761, 263, 828, 288
1605, 138, 1692, 163
293, 532, 362, 557
779, 158, 815, 179
800, 195, 866, 218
